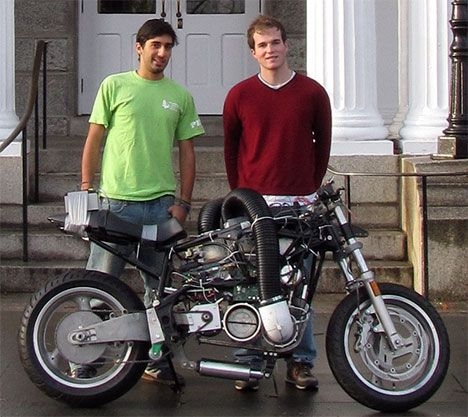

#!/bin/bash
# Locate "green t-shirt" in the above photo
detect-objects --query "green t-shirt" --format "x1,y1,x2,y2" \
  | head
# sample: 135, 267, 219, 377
89, 71, 205, 201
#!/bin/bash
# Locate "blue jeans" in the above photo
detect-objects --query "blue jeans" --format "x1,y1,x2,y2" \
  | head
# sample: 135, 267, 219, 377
290, 253, 317, 365
86, 195, 174, 307
235, 254, 317, 367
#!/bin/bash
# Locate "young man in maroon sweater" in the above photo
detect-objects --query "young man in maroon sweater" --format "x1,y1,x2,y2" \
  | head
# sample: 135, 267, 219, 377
223, 15, 332, 391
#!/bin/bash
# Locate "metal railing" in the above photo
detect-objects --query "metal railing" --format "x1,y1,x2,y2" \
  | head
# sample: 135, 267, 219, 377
0, 40, 48, 261
327, 165, 468, 299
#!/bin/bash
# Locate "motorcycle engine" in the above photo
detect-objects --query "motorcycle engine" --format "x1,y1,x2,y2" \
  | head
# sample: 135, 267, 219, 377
172, 232, 256, 285
170, 223, 302, 346
171, 232, 263, 341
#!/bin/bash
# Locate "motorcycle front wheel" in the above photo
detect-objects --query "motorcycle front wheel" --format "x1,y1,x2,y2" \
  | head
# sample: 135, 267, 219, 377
18, 270, 149, 407
326, 283, 450, 413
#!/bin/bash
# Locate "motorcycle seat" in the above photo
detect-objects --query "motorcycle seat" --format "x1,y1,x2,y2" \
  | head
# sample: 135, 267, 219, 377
86, 210, 187, 246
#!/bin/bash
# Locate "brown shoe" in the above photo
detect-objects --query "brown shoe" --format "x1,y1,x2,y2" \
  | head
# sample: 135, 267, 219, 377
234, 379, 260, 391
285, 362, 318, 390
141, 365, 186, 386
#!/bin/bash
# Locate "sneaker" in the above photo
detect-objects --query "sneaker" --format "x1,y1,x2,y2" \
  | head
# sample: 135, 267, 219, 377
285, 362, 318, 390
70, 364, 97, 379
234, 379, 260, 391
141, 364, 186, 386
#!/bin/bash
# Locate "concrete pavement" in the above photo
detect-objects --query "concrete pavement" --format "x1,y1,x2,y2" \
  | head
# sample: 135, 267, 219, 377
1, 293, 466, 417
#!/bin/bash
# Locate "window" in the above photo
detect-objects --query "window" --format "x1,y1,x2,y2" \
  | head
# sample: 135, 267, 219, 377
98, 0, 156, 14
186, 0, 244, 14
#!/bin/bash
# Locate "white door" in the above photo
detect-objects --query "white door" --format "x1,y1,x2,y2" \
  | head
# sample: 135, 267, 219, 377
78, 0, 261, 115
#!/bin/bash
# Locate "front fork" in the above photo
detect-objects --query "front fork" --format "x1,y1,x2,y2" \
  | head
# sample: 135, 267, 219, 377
333, 204, 403, 351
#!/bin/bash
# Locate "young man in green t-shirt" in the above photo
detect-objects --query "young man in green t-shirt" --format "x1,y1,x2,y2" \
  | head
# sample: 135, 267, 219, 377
77, 18, 205, 385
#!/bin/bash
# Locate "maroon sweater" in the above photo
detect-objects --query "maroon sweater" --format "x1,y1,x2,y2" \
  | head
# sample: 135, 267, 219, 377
223, 73, 332, 195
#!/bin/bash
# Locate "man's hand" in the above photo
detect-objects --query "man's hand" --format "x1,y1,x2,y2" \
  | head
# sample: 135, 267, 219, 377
168, 204, 189, 224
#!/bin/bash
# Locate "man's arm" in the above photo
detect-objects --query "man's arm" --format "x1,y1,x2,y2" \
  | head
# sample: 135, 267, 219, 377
223, 91, 241, 190
169, 138, 196, 224
315, 88, 332, 184
81, 123, 106, 190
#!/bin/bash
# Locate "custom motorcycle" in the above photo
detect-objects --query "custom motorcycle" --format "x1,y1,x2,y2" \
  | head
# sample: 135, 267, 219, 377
18, 181, 450, 412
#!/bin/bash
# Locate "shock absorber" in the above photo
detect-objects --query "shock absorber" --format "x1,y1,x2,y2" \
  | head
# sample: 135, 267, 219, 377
333, 202, 403, 351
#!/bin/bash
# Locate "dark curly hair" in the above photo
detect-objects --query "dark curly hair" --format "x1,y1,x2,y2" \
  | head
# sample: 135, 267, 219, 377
136, 18, 178, 47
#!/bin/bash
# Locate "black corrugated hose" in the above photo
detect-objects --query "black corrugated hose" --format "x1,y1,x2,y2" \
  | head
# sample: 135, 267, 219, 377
220, 188, 281, 302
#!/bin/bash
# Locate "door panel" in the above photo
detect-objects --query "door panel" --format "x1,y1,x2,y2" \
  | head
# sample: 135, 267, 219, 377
78, 0, 260, 115
171, 1, 259, 113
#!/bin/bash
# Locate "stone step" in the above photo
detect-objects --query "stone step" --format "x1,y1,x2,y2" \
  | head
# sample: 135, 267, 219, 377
37, 172, 230, 202
38, 138, 467, 210
3, 132, 411, 277
38, 135, 224, 174
429, 205, 468, 220
34, 171, 418, 225
0, 225, 407, 262
70, 115, 224, 137
1, 201, 209, 227
33, 136, 408, 227
1, 199, 400, 229
38, 141, 403, 204
423, 183, 468, 207
0, 258, 413, 295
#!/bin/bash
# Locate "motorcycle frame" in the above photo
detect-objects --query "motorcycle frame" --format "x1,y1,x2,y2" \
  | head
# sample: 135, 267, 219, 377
82, 187, 402, 350
69, 183, 405, 368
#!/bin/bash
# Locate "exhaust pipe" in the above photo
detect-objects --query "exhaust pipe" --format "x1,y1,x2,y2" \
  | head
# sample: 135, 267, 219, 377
197, 359, 263, 381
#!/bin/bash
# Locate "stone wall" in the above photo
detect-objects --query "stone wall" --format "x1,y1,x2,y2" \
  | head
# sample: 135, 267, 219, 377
401, 157, 468, 301
14, 0, 77, 136
13, 0, 307, 136
264, 0, 307, 73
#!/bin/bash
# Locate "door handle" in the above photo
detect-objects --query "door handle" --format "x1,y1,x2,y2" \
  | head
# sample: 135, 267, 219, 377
176, 0, 183, 29
160, 0, 166, 19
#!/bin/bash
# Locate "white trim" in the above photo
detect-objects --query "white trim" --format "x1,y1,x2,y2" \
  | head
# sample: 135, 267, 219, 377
0, 0, 19, 140
0, 140, 28, 157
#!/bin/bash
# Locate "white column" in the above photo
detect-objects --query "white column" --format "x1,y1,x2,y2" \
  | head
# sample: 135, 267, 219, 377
307, 0, 392, 155
0, 0, 24, 205
388, 0, 409, 141
399, 0, 450, 154
0, 0, 21, 155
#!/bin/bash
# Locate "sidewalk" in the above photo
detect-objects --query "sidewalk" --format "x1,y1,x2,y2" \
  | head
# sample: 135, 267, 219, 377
1, 292, 466, 417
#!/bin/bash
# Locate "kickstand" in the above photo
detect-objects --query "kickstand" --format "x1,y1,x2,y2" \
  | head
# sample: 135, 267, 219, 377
272, 372, 279, 397
263, 352, 279, 398
167, 356, 183, 393
267, 367, 279, 398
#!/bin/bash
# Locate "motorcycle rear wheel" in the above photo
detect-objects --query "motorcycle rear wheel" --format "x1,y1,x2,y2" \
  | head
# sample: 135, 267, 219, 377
18, 270, 149, 407
326, 283, 450, 412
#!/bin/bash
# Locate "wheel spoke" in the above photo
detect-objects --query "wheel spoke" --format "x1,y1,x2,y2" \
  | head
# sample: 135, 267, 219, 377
73, 294, 93, 311
47, 347, 62, 366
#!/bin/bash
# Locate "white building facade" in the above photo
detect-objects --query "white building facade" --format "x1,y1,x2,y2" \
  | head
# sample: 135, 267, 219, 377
307, 0, 451, 156
1, 0, 453, 156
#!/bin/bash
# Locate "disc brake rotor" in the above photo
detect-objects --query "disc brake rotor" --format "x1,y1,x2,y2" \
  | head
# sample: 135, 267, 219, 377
357, 307, 427, 383
56, 311, 107, 364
